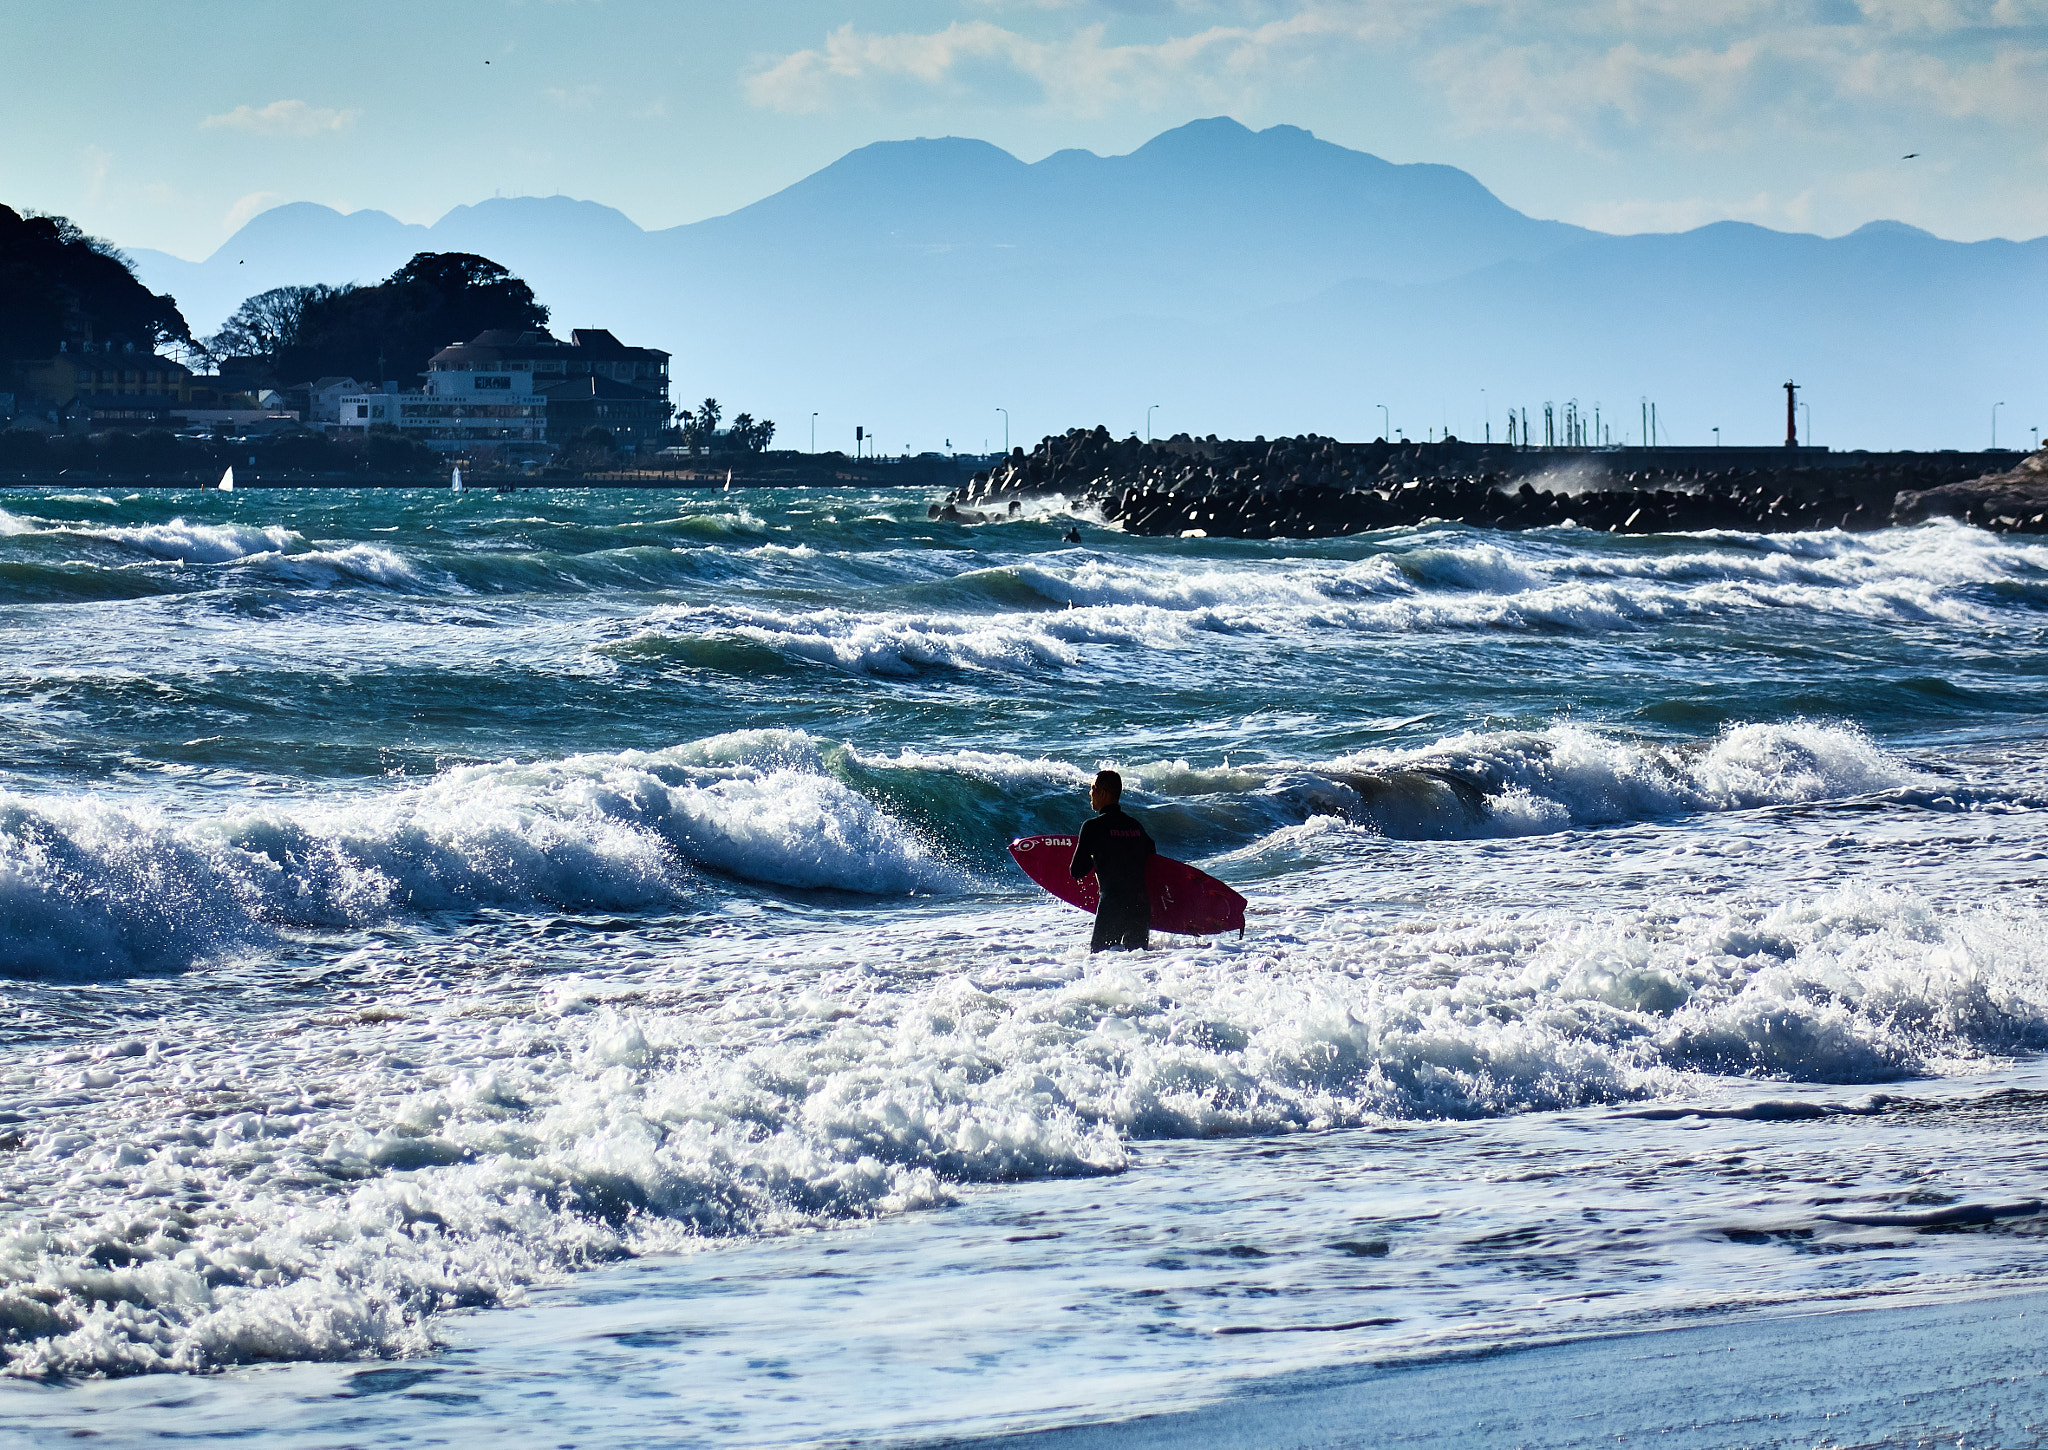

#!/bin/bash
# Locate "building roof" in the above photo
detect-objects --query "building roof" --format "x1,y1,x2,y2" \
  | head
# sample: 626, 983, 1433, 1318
430, 329, 668, 368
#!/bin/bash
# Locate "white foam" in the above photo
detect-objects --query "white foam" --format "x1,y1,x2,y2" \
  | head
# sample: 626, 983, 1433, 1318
620, 524, 2045, 679
230, 543, 427, 591
59, 517, 302, 563
0, 742, 970, 975
8, 868, 2044, 1377
1334, 721, 1918, 836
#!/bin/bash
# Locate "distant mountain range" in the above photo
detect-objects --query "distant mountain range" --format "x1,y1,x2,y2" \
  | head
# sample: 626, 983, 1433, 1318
127, 118, 2047, 451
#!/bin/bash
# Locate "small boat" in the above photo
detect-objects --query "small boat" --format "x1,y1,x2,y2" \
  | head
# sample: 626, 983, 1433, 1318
217, 466, 234, 492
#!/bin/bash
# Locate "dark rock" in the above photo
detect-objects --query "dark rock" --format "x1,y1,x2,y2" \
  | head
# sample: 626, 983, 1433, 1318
1893, 449, 2048, 531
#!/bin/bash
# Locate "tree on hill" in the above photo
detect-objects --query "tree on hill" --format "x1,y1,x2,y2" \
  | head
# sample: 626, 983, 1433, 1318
206, 284, 342, 376
221, 251, 549, 385
0, 204, 192, 361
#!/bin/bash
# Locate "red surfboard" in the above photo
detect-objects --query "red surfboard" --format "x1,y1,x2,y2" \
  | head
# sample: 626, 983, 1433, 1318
1008, 834, 1247, 937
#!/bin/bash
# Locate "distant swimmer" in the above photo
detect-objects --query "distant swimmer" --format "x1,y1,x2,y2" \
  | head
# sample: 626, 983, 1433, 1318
1062, 525, 1082, 543
1070, 769, 1154, 951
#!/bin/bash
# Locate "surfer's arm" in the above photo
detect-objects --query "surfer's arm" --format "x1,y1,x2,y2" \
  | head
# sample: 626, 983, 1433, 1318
1069, 820, 1098, 880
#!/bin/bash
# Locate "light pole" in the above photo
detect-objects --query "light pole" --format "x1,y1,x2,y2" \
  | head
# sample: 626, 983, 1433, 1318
1713, 426, 1720, 447
997, 407, 1008, 454
1147, 404, 1159, 443
810, 412, 817, 453
1377, 403, 1389, 441
1992, 401, 2004, 448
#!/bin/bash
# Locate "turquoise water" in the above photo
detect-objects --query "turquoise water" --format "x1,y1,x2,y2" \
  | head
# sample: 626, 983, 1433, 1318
2, 485, 2046, 1441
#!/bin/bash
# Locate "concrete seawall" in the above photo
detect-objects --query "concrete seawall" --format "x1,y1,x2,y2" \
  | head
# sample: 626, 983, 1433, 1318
943, 429, 2043, 536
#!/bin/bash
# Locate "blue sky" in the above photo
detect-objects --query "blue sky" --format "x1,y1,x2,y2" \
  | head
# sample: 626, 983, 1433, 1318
5, 0, 2045, 258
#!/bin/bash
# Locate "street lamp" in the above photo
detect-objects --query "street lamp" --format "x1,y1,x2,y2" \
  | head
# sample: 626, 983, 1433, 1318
1147, 404, 1159, 443
1377, 403, 1390, 441
1713, 426, 1720, 447
811, 412, 818, 453
1992, 401, 2005, 449
997, 407, 1009, 454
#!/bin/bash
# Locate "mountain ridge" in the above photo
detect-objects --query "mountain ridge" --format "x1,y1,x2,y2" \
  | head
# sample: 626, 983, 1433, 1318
119, 118, 2045, 449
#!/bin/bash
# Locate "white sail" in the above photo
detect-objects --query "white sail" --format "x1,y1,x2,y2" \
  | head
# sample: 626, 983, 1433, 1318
217, 467, 234, 492
451, 465, 464, 493
724, 470, 732, 491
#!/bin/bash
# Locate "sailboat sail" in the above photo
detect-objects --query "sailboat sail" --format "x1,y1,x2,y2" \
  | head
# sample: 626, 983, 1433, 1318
217, 467, 234, 492
451, 465, 464, 493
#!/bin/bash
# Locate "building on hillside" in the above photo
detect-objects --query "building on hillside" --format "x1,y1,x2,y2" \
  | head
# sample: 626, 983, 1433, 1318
15, 341, 193, 418
332, 327, 671, 452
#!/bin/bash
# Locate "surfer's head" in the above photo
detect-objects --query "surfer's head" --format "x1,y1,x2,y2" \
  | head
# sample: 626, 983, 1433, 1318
1090, 769, 1122, 813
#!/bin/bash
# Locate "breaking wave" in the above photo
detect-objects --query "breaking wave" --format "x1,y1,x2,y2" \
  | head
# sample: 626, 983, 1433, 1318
0, 737, 973, 977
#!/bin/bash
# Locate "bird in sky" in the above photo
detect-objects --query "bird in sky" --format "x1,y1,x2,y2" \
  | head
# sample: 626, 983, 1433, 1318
1903, 153, 1919, 159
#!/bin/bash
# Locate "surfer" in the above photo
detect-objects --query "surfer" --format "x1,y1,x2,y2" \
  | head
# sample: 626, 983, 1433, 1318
1070, 769, 1154, 951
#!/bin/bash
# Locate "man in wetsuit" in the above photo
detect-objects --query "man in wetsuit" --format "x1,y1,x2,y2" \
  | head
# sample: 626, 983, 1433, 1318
1069, 769, 1154, 951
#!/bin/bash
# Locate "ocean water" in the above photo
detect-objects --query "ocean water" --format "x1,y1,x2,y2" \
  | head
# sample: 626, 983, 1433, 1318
1, 484, 2045, 1443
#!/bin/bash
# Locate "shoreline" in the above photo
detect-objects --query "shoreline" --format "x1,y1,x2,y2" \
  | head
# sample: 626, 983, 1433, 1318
918, 1288, 2048, 1449
5, 1283, 2042, 1447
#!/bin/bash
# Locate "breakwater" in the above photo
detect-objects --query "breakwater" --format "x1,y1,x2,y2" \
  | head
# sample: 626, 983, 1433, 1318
943, 429, 2042, 535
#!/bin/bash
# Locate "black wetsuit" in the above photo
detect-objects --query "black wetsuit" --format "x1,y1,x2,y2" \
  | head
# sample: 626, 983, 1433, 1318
1070, 806, 1155, 951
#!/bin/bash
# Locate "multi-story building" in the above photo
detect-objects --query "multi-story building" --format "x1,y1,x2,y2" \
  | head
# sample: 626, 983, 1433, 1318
333, 328, 671, 452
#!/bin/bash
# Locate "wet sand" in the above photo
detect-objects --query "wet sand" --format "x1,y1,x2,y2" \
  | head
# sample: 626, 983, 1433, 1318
932, 1290, 2048, 1450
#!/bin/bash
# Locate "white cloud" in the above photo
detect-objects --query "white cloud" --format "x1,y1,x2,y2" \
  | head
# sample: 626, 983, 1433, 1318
200, 100, 359, 136
746, 3, 2048, 143
1420, 24, 2048, 150
743, 12, 1390, 116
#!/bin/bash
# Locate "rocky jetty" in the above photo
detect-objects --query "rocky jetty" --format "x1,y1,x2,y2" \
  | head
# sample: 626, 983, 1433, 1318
944, 427, 2039, 537
1893, 448, 2048, 531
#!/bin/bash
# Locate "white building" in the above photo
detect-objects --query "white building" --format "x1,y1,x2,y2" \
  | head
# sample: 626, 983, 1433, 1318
305, 377, 363, 425
332, 329, 669, 452
334, 367, 547, 451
